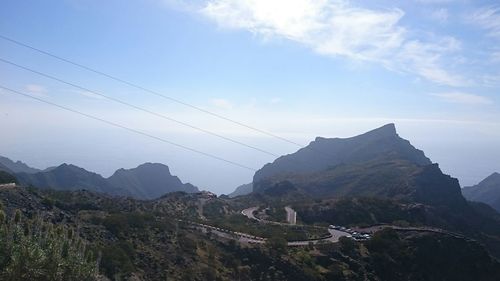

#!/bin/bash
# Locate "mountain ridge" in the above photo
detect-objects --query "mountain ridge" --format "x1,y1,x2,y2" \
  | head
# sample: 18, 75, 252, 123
252, 124, 465, 208
107, 162, 198, 199
228, 182, 253, 198
463, 172, 500, 212
16, 163, 119, 194
0, 156, 41, 174
254, 123, 431, 183
12, 159, 198, 199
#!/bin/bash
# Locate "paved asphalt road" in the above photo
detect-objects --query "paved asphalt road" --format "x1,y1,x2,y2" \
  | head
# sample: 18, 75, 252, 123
188, 221, 265, 244
241, 206, 260, 221
239, 206, 351, 246
287, 229, 350, 246
241, 206, 293, 226
237, 207, 462, 246
189, 220, 351, 246
284, 206, 297, 225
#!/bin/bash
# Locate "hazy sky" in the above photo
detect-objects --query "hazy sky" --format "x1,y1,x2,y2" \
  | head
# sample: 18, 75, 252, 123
1, 0, 500, 194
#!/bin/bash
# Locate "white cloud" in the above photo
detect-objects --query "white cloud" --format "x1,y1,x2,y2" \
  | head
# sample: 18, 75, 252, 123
161, 0, 201, 12
431, 92, 493, 105
197, 0, 464, 86
394, 37, 465, 86
481, 74, 500, 86
492, 51, 500, 62
72, 90, 106, 100
211, 98, 233, 109
415, 0, 455, 4
25, 84, 48, 97
202, 0, 406, 60
470, 6, 500, 38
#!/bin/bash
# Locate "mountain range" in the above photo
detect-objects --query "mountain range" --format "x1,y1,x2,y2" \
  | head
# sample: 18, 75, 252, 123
227, 182, 252, 198
252, 123, 466, 208
243, 124, 500, 261
0, 156, 41, 174
107, 163, 198, 199
254, 124, 430, 181
3, 124, 489, 210
463, 172, 500, 212
2, 123, 500, 280
0, 157, 198, 199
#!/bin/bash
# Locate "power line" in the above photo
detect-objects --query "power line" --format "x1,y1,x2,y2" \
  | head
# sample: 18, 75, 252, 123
0, 34, 306, 148
0, 57, 280, 158
0, 85, 257, 172
0, 35, 338, 168
1, 57, 332, 174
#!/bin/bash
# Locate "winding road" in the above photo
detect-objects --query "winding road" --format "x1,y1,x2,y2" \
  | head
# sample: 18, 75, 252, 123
240, 206, 352, 246
285, 206, 297, 225
241, 206, 260, 221
235, 206, 469, 247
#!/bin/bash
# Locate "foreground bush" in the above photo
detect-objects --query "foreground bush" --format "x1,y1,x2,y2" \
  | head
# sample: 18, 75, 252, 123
0, 209, 98, 281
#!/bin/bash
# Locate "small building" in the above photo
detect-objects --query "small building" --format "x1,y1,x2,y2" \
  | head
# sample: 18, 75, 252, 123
197, 190, 217, 199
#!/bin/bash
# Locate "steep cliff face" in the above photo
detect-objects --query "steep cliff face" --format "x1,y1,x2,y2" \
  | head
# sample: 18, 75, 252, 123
412, 163, 467, 208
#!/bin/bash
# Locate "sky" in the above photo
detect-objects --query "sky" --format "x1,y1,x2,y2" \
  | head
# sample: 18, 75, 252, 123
0, 0, 499, 194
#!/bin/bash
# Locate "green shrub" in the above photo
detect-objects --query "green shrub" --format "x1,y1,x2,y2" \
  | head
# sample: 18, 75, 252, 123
0, 171, 16, 184
41, 197, 55, 210
0, 213, 97, 281
266, 235, 287, 254
100, 243, 134, 279
339, 236, 357, 255
101, 212, 154, 237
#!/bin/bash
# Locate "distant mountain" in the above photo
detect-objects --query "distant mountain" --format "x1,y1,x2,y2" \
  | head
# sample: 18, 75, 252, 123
254, 124, 430, 182
16, 164, 118, 194
14, 161, 198, 199
0, 170, 17, 184
253, 124, 465, 207
42, 166, 58, 172
108, 163, 198, 199
0, 162, 13, 174
463, 173, 500, 212
0, 156, 40, 174
228, 183, 252, 198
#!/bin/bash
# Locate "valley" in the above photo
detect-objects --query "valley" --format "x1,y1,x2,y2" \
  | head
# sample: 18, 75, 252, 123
2, 1, 500, 279
1, 124, 500, 281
